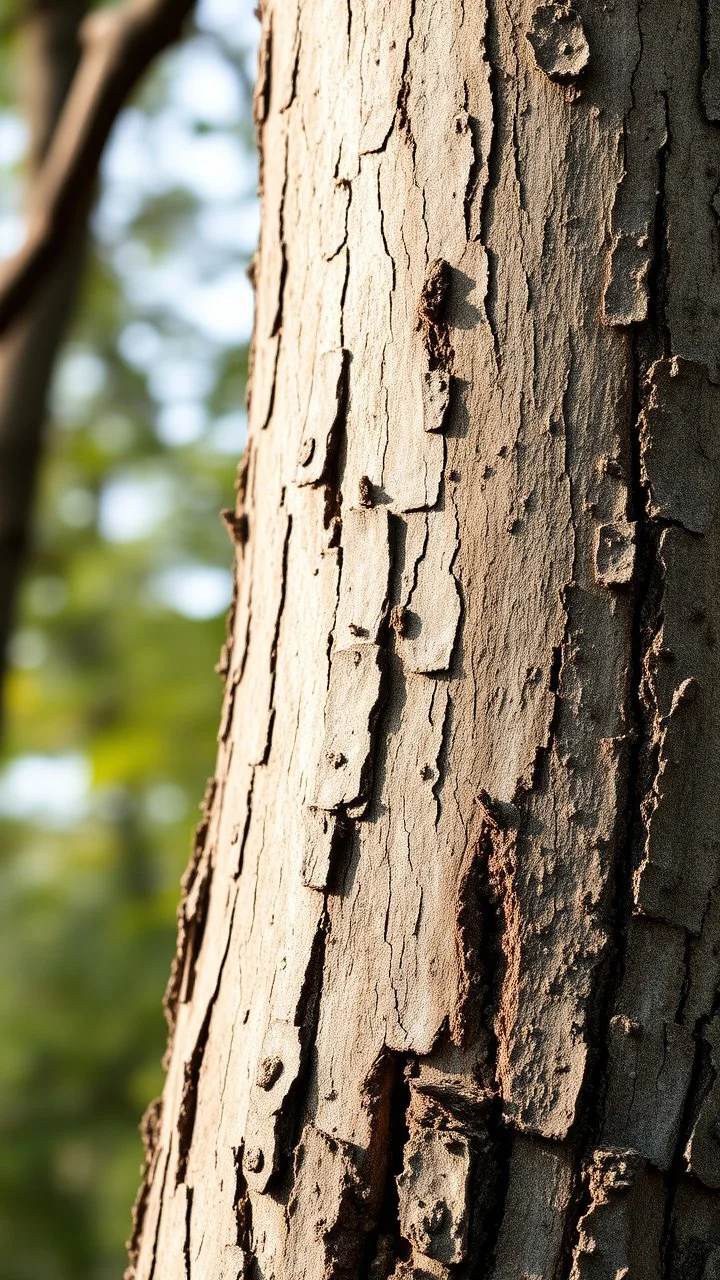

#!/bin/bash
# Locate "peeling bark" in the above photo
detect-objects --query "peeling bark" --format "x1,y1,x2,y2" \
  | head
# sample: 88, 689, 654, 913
129, 0, 720, 1275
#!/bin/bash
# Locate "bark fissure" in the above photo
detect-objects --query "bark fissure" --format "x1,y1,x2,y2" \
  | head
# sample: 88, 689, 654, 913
262, 510, 293, 764
233, 1145, 257, 1278
175, 892, 238, 1187
183, 1185, 193, 1280
479, 4, 502, 369
557, 333, 659, 1280
359, 1054, 413, 1278
649, 91, 671, 355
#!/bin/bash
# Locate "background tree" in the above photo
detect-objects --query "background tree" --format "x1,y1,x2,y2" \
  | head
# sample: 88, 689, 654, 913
129, 1, 720, 1278
0, 0, 208, 696
0, 2, 256, 1277
0, 0, 89, 692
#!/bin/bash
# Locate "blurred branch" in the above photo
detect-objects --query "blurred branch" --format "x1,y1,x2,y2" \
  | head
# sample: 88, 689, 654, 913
21, 0, 90, 163
0, 0, 195, 336
0, 0, 90, 703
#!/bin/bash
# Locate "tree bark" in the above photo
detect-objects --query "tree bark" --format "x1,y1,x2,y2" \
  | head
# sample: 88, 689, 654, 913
129, 1, 720, 1276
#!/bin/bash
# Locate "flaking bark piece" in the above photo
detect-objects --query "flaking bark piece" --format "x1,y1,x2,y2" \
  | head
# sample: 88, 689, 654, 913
335, 507, 391, 646
416, 260, 452, 371
313, 643, 385, 813
602, 1015, 695, 1170
399, 516, 461, 674
527, 4, 589, 83
640, 357, 719, 535
685, 1015, 720, 1189
422, 368, 451, 433
300, 806, 339, 890
570, 1149, 665, 1280
595, 520, 636, 587
221, 507, 249, 547
493, 1137, 573, 1280
603, 229, 652, 327
282, 1125, 367, 1280
253, 1020, 302, 1120
397, 1109, 472, 1268
634, 677, 709, 932
601, 85, 666, 330
244, 1019, 303, 1193
296, 347, 348, 487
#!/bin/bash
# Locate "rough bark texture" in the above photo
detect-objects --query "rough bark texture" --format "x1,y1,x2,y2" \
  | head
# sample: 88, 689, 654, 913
130, 1, 720, 1276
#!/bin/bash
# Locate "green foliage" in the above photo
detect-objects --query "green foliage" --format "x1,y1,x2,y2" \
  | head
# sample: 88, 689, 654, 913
0, 3, 257, 1276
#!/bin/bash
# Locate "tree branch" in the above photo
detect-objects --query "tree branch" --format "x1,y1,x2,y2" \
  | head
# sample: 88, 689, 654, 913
0, 0, 195, 336
0, 0, 91, 710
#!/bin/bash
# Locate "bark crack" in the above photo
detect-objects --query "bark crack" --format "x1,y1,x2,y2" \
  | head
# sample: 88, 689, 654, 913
480, 0, 505, 370
183, 1185, 193, 1280
262, 510, 293, 763
558, 309, 669, 1280
176, 891, 239, 1187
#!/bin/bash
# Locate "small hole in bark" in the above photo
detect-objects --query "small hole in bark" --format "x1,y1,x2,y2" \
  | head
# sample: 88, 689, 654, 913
244, 1147, 264, 1173
298, 436, 315, 467
423, 1201, 447, 1236
256, 1056, 283, 1090
527, 4, 590, 83
358, 475, 374, 507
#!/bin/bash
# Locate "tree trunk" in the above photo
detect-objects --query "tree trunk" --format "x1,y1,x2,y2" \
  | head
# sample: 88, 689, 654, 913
128, 1, 720, 1275
0, 0, 89, 698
